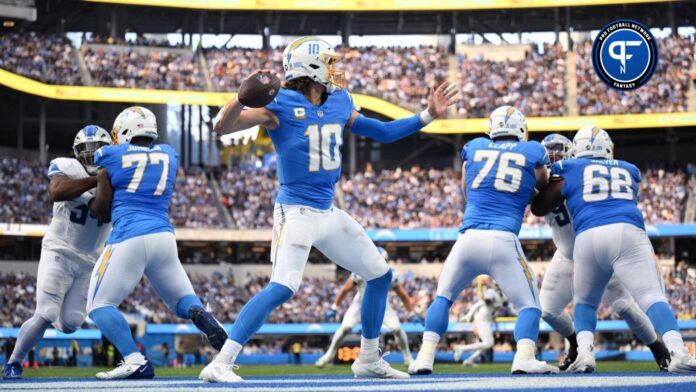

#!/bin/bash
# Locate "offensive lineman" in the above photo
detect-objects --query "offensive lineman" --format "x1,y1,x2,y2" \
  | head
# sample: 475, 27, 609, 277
316, 249, 420, 368
532, 126, 696, 373
538, 133, 670, 372
453, 288, 502, 366
409, 106, 559, 375
87, 106, 228, 380
3, 126, 112, 379
200, 36, 458, 383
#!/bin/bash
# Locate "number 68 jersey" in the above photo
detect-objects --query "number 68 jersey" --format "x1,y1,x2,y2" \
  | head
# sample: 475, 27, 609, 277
95, 143, 178, 245
44, 158, 111, 264
551, 158, 644, 235
460, 137, 549, 235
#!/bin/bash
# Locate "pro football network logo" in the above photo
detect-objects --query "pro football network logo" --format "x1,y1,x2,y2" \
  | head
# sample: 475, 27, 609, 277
591, 20, 658, 90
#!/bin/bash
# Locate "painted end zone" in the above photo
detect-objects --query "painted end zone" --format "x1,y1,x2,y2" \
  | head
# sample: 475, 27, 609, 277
2, 373, 695, 392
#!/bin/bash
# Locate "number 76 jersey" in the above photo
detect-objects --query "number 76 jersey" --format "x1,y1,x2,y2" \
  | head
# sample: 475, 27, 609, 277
460, 137, 549, 235
551, 158, 644, 235
95, 143, 178, 245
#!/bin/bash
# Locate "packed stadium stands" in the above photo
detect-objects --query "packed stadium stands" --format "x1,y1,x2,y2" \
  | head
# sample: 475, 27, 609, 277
1, 261, 693, 328
0, 158, 691, 228
1, 33, 693, 116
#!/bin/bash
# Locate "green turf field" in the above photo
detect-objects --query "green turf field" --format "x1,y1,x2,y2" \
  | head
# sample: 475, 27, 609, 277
20, 361, 660, 378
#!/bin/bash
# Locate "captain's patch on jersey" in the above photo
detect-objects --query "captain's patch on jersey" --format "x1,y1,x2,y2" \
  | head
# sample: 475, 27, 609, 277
294, 107, 306, 119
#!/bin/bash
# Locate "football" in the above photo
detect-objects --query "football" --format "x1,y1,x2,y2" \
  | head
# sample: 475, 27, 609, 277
237, 71, 281, 108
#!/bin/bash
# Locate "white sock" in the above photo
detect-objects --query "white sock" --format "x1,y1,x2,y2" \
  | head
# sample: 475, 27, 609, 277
216, 340, 243, 364
662, 330, 688, 356
515, 338, 536, 360
423, 331, 440, 345
577, 330, 594, 353
124, 352, 146, 365
359, 336, 380, 362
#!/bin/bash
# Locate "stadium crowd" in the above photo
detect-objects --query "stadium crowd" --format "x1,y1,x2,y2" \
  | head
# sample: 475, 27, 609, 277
0, 159, 691, 228
576, 35, 693, 115
1, 262, 694, 327
0, 33, 82, 85
455, 42, 566, 118
3, 33, 694, 116
82, 46, 205, 90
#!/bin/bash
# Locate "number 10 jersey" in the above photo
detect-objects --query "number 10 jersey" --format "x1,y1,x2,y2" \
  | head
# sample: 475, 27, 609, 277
44, 158, 111, 263
264, 88, 354, 210
460, 137, 549, 235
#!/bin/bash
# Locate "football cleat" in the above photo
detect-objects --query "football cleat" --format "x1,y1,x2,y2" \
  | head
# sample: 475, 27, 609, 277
462, 358, 479, 367
667, 352, 696, 373
2, 362, 22, 380
190, 305, 228, 351
407, 355, 434, 375
648, 340, 671, 372
315, 352, 333, 368
511, 357, 560, 374
199, 361, 244, 383
95, 359, 154, 380
558, 346, 578, 371
352, 356, 410, 379
565, 350, 595, 373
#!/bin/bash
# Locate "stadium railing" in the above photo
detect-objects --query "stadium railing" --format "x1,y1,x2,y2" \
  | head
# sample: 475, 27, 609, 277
2, 67, 696, 134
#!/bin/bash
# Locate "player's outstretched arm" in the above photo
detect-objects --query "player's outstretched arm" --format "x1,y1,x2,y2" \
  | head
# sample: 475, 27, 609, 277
333, 277, 356, 308
213, 70, 280, 134
48, 175, 98, 202
89, 168, 113, 223
531, 177, 564, 217
347, 82, 459, 143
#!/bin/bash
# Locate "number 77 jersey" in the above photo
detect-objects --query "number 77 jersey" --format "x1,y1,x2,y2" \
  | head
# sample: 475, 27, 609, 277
551, 158, 644, 235
460, 137, 549, 235
94, 143, 179, 245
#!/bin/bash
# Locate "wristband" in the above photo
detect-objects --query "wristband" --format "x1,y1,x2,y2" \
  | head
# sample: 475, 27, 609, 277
330, 304, 339, 311
419, 110, 434, 125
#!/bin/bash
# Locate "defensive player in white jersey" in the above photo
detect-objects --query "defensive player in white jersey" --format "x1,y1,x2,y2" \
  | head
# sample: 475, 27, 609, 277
87, 107, 228, 380
453, 288, 502, 367
201, 36, 457, 383
3, 126, 112, 380
533, 126, 696, 373
409, 106, 558, 375
316, 249, 420, 367
538, 133, 670, 372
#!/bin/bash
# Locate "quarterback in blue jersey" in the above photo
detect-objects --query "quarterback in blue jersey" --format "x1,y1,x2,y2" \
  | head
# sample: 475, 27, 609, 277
86, 106, 228, 380
532, 126, 696, 373
201, 36, 458, 383
409, 106, 559, 375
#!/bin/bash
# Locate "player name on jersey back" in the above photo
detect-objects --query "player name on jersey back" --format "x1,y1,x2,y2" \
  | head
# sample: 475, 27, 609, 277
552, 158, 644, 235
459, 137, 549, 235
95, 143, 179, 244
44, 158, 111, 263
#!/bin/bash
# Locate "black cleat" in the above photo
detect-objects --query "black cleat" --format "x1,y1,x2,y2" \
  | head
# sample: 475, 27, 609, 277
648, 340, 671, 372
558, 346, 578, 371
189, 305, 228, 351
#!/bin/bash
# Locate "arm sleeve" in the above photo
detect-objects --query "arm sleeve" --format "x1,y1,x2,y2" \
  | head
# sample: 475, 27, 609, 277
350, 113, 424, 143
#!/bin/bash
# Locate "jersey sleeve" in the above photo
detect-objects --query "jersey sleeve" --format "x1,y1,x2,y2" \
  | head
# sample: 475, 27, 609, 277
461, 138, 482, 161
530, 141, 549, 167
628, 162, 642, 184
344, 90, 356, 118
550, 160, 565, 178
47, 158, 80, 178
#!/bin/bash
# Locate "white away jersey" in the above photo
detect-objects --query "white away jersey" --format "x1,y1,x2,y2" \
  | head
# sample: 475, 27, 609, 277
350, 270, 401, 305
43, 158, 111, 263
544, 203, 575, 261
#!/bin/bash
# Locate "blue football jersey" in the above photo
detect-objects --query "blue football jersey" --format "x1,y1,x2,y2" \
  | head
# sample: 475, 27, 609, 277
460, 137, 548, 234
551, 158, 644, 235
265, 88, 354, 210
95, 143, 178, 244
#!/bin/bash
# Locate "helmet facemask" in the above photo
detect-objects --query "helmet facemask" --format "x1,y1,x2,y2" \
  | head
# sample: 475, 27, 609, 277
545, 142, 571, 163
74, 140, 109, 172
320, 53, 345, 90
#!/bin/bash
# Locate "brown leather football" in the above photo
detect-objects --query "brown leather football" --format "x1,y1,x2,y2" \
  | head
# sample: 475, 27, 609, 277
237, 72, 281, 108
